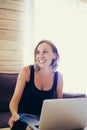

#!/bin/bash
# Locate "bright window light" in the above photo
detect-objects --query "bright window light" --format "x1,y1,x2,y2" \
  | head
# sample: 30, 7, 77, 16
34, 0, 87, 95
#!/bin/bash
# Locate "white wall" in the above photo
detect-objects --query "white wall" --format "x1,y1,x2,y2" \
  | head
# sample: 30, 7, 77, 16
23, 0, 34, 66
33, 0, 87, 94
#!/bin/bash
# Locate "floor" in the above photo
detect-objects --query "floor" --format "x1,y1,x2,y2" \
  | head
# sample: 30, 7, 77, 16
0, 127, 32, 130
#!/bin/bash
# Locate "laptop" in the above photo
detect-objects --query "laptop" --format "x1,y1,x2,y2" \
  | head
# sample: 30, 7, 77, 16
38, 98, 87, 130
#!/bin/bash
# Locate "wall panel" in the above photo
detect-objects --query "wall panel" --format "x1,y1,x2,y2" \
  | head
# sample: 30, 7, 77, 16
0, 0, 26, 72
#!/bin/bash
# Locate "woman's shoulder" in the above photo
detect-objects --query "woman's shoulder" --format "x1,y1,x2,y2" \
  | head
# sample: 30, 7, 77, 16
19, 65, 32, 81
21, 64, 34, 71
57, 71, 63, 87
21, 65, 30, 73
57, 71, 63, 79
55, 71, 63, 84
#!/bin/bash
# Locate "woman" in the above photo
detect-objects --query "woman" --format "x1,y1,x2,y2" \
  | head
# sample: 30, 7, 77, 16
8, 40, 63, 130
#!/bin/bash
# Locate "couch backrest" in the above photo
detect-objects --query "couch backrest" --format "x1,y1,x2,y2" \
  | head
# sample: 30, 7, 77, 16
0, 73, 18, 112
0, 72, 86, 112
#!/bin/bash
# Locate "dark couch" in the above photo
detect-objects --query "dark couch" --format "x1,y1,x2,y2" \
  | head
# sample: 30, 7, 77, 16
0, 72, 86, 128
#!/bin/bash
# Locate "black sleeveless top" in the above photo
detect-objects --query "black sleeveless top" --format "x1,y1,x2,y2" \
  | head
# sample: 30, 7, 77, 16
18, 65, 58, 116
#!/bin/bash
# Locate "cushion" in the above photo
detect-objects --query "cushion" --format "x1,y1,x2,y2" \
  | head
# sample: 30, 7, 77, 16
0, 73, 18, 112
0, 112, 11, 128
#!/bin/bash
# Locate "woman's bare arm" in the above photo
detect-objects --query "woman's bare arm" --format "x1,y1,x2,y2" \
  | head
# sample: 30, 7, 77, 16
56, 72, 63, 98
8, 66, 30, 127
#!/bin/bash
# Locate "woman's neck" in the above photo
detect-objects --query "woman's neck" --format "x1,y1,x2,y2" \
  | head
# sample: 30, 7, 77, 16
36, 68, 54, 76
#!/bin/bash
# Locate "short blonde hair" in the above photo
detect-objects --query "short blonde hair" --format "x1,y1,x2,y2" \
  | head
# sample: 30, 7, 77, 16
34, 40, 59, 71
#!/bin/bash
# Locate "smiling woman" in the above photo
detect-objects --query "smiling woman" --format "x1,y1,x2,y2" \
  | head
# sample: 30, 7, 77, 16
8, 39, 63, 130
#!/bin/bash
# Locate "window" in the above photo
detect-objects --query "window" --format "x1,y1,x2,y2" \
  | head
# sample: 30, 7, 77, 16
33, 0, 87, 95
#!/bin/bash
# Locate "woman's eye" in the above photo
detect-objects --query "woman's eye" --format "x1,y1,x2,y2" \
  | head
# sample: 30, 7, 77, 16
36, 51, 39, 54
43, 50, 48, 54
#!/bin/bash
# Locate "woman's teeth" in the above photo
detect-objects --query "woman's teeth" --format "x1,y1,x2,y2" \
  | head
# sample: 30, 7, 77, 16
39, 60, 46, 63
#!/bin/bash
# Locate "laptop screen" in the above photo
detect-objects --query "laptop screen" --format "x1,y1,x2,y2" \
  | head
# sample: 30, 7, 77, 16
38, 98, 87, 130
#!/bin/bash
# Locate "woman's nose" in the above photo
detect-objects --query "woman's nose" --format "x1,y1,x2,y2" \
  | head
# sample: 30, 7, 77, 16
39, 52, 44, 57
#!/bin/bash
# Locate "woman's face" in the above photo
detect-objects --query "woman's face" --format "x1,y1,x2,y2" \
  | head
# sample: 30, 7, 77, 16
35, 42, 56, 69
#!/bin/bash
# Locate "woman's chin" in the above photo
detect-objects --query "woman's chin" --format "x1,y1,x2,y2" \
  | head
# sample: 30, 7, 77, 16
36, 62, 47, 69
38, 63, 45, 67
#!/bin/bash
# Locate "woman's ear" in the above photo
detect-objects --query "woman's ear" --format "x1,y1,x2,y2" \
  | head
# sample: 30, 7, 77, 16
53, 53, 57, 59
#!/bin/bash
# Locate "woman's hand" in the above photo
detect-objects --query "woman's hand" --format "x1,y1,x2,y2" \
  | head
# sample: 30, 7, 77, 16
8, 113, 19, 128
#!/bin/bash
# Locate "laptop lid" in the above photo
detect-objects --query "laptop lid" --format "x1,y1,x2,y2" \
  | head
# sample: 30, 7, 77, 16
38, 98, 87, 130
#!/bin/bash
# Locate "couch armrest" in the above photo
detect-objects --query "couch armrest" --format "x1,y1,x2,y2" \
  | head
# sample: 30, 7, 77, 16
0, 112, 11, 128
63, 93, 86, 98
